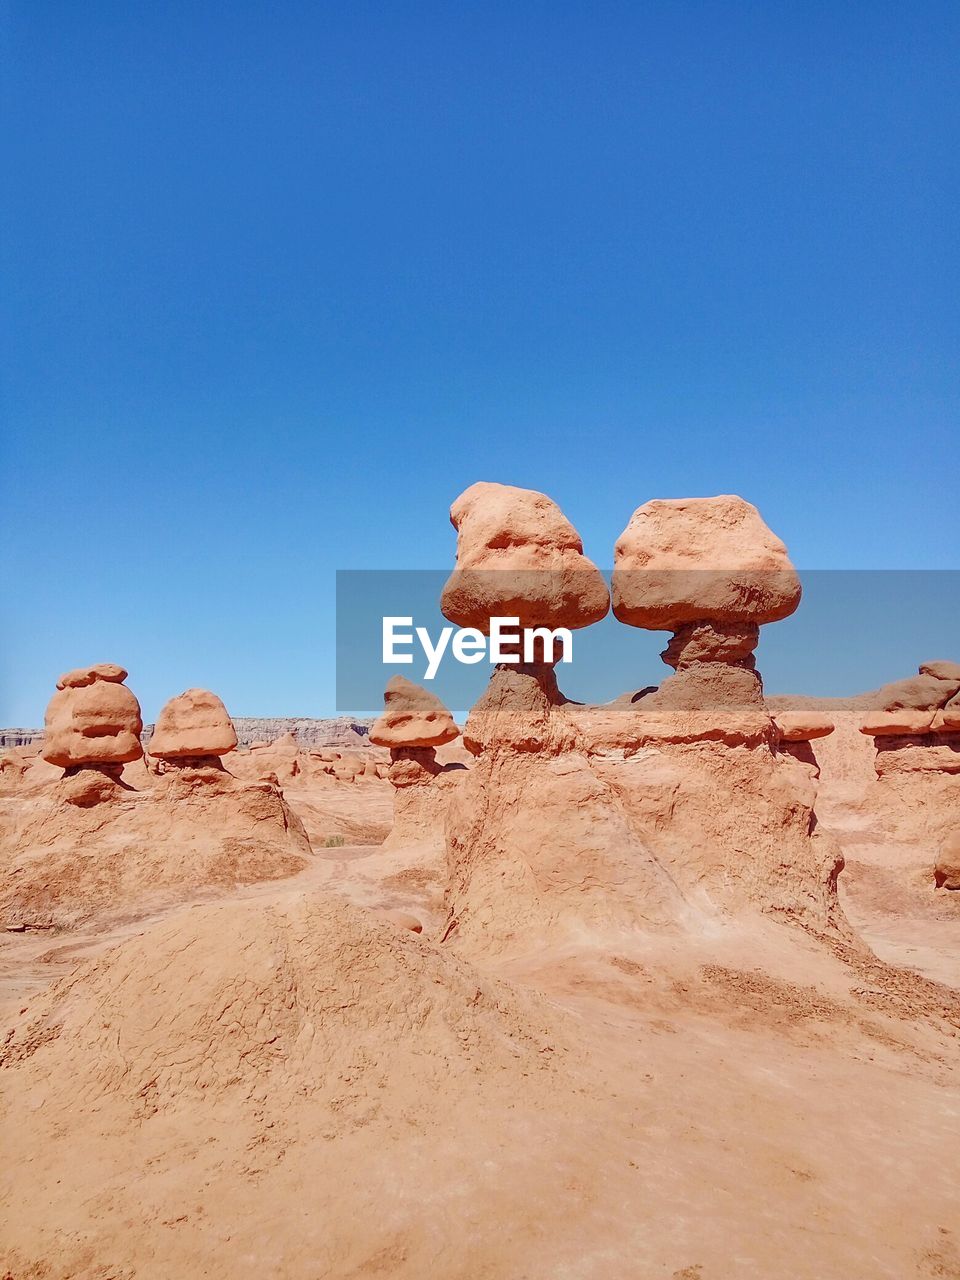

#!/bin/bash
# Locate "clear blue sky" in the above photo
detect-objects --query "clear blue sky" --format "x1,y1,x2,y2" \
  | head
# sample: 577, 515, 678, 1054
2, 2, 958, 724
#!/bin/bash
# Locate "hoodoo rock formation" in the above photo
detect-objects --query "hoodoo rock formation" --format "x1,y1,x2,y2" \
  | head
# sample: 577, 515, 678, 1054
0, 671, 312, 930
858, 663, 960, 849
370, 676, 464, 856
42, 664, 143, 802
441, 480, 610, 638
439, 488, 845, 956
440, 484, 691, 954
148, 688, 239, 765
591, 496, 845, 927
611, 496, 801, 743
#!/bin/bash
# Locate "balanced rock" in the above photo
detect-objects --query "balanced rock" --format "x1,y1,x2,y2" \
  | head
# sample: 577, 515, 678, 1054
148, 689, 238, 761
612, 495, 801, 631
611, 496, 801, 742
57, 663, 128, 689
42, 665, 143, 770
371, 678, 464, 862
369, 676, 459, 749
441, 481, 609, 635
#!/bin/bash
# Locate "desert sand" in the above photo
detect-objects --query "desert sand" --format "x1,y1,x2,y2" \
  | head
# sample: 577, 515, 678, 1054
1, 486, 958, 1280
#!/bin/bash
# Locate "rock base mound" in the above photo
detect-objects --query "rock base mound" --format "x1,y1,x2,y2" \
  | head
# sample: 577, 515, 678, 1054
0, 766, 311, 931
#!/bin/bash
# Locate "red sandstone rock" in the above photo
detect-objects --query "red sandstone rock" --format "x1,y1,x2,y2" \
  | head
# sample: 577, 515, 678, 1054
773, 711, 836, 742
612, 496, 801, 630
934, 834, 960, 889
441, 481, 609, 633
148, 689, 238, 760
42, 666, 143, 769
369, 676, 459, 749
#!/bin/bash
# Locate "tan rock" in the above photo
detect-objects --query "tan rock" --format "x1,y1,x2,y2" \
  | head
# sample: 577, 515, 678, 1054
919, 660, 960, 682
441, 481, 609, 633
773, 711, 836, 742
148, 689, 238, 760
860, 709, 935, 737
369, 676, 459, 749
42, 667, 143, 769
932, 695, 960, 733
870, 673, 960, 714
56, 663, 128, 690
612, 495, 801, 630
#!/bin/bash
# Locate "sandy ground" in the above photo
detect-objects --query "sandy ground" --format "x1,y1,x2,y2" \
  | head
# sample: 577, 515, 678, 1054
1, 744, 958, 1280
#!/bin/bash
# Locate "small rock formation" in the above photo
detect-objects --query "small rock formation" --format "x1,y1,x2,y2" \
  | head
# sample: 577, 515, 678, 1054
148, 688, 238, 767
859, 666, 960, 745
769, 710, 837, 779
773, 711, 836, 742
611, 496, 801, 743
370, 677, 464, 859
1, 667, 314, 931
41, 664, 143, 802
858, 662, 960, 849
934, 833, 960, 890
370, 675, 460, 751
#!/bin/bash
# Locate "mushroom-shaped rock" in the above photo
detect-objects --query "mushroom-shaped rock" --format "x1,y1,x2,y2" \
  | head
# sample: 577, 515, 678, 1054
148, 689, 238, 760
42, 666, 143, 769
612, 495, 801, 631
441, 481, 609, 634
934, 835, 960, 890
369, 676, 459, 749
773, 711, 836, 742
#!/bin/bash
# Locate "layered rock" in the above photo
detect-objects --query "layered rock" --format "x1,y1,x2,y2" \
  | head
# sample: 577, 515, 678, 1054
148, 688, 238, 766
370, 677, 465, 858
41, 664, 143, 783
858, 662, 960, 849
439, 486, 692, 955
1, 668, 314, 930
563, 496, 845, 937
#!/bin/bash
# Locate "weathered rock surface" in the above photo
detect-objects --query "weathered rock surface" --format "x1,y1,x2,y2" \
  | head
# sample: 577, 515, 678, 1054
0, 764, 311, 931
42, 665, 143, 769
369, 676, 459, 749
148, 688, 238, 760
772, 711, 836, 742
612, 495, 801, 630
934, 833, 960, 889
441, 481, 609, 633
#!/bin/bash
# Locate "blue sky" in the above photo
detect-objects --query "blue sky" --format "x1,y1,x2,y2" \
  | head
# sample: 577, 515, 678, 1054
2, 2, 958, 724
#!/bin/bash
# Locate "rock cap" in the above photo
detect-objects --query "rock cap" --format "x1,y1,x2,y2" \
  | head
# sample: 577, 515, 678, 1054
148, 689, 238, 760
612, 495, 801, 631
441, 481, 609, 633
369, 676, 459, 749
42, 665, 143, 768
